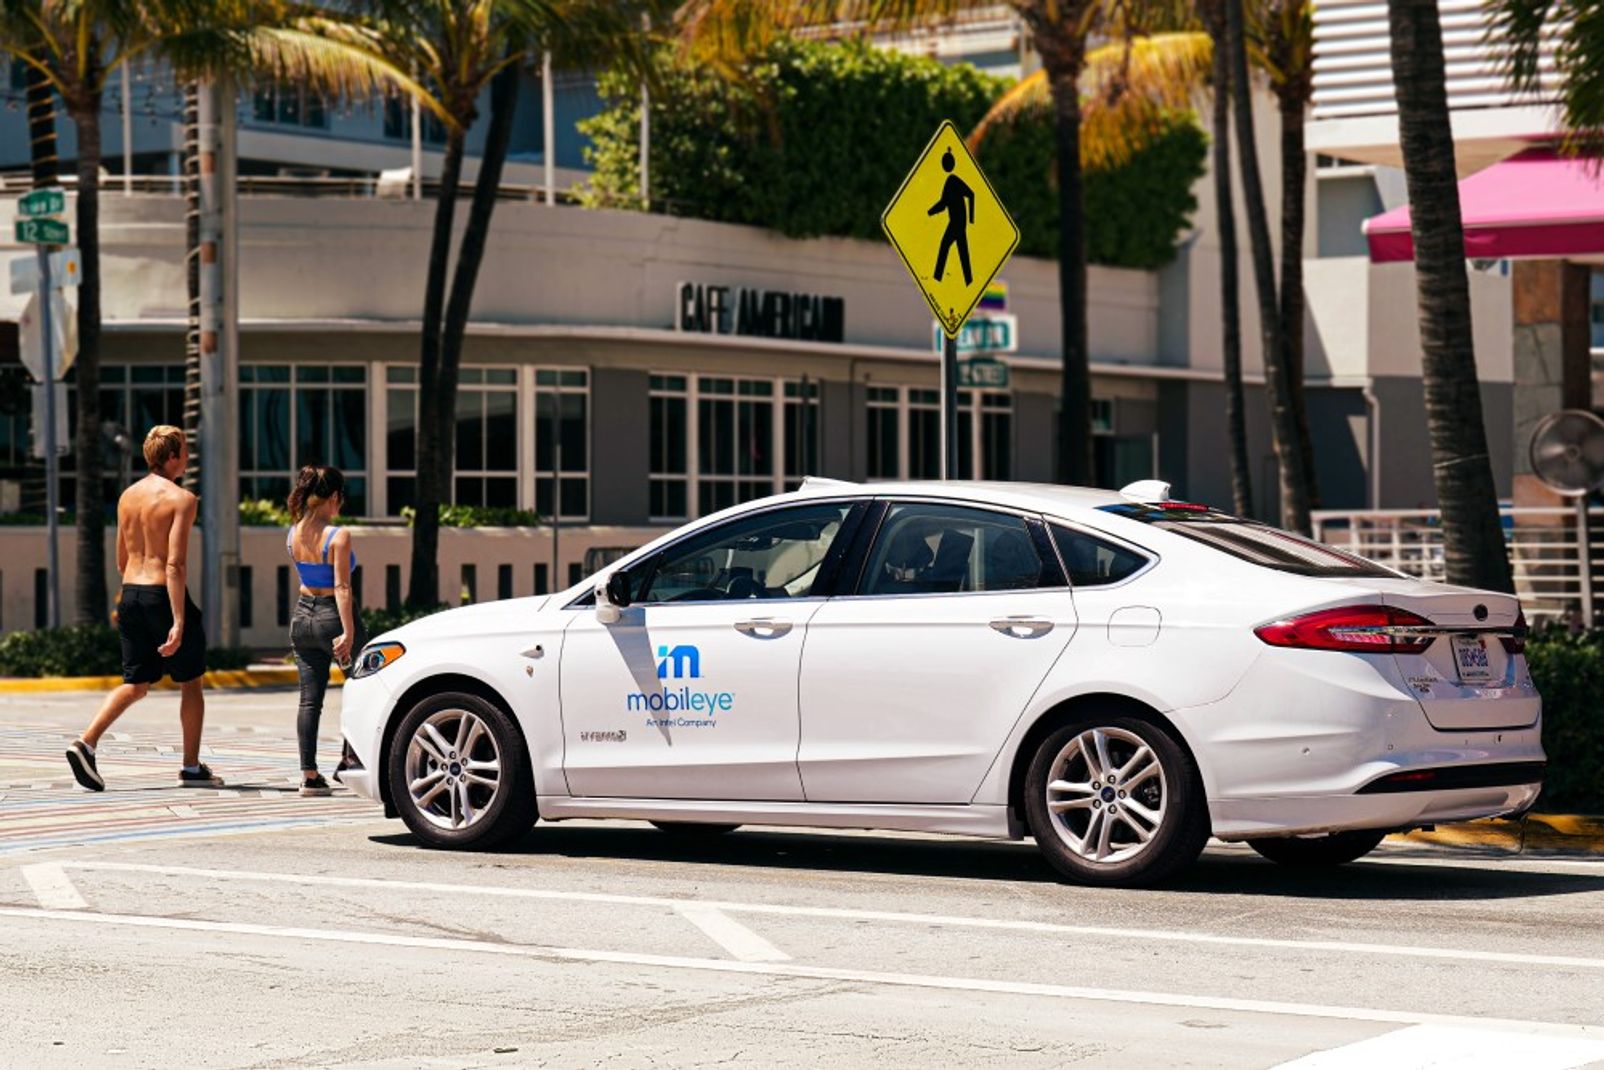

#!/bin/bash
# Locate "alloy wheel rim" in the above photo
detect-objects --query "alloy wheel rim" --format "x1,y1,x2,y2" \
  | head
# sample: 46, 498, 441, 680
1044, 726, 1167, 865
405, 708, 501, 831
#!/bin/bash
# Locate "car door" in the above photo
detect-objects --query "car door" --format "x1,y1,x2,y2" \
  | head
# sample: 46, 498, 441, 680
560, 498, 862, 800
798, 500, 1079, 804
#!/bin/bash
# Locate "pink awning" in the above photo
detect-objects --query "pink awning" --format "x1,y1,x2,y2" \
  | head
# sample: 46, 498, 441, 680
1363, 149, 1604, 263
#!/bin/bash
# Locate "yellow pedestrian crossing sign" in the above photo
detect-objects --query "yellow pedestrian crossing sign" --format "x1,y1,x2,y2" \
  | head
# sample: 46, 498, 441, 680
882, 120, 1020, 338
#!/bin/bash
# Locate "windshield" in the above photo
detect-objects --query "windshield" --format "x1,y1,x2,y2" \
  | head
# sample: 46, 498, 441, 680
1098, 503, 1397, 579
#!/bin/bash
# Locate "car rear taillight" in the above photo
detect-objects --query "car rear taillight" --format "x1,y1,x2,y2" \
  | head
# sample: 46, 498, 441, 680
1501, 609, 1528, 656
1254, 605, 1436, 654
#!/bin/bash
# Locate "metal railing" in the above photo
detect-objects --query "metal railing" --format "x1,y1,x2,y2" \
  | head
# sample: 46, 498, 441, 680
0, 171, 584, 205
1312, 506, 1601, 625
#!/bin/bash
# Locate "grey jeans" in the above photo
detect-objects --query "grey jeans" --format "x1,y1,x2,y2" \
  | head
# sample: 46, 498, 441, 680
290, 595, 364, 772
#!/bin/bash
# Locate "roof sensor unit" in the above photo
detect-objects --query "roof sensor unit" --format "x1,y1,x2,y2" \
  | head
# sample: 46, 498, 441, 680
1120, 479, 1172, 503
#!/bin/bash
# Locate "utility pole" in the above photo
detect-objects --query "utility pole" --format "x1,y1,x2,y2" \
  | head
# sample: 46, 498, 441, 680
197, 79, 241, 646
543, 52, 555, 206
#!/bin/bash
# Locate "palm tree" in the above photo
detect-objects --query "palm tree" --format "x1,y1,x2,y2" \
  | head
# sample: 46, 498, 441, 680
1199, 0, 1251, 516
1249, 0, 1317, 512
1491, 0, 1604, 153
1222, 0, 1310, 533
680, 0, 1203, 488
0, 0, 421, 624
321, 1, 655, 607
1385, 0, 1513, 592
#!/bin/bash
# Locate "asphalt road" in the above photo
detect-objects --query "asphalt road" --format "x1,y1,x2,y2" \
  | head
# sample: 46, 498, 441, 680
2, 689, 1603, 1069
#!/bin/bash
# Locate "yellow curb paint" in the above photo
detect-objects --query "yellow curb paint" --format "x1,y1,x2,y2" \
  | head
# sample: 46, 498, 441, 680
0, 667, 346, 694
1400, 816, 1604, 855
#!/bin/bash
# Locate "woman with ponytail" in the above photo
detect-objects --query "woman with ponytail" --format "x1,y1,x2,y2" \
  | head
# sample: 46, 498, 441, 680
286, 464, 363, 797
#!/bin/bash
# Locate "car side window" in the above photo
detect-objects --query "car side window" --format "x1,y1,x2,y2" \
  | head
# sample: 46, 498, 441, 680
1051, 524, 1150, 586
861, 503, 1052, 596
637, 502, 854, 603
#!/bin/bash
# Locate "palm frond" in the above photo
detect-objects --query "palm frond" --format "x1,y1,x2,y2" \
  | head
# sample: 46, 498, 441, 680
970, 30, 1211, 169
1489, 0, 1604, 154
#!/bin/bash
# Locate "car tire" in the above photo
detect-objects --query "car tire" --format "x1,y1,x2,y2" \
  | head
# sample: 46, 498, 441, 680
388, 691, 536, 850
1247, 830, 1387, 868
650, 821, 740, 835
1023, 714, 1209, 887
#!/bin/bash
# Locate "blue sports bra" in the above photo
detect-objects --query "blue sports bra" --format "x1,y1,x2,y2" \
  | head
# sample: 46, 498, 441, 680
287, 524, 356, 589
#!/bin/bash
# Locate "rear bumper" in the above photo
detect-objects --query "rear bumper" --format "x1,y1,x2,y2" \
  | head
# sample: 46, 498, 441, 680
1211, 780, 1542, 841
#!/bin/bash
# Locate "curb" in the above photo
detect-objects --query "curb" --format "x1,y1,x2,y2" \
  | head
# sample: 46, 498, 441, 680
1400, 813, 1604, 854
0, 665, 347, 694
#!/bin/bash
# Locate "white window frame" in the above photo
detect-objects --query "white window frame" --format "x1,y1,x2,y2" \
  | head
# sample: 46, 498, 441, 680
648, 373, 820, 522
239, 362, 370, 514
532, 366, 591, 523
862, 385, 1012, 481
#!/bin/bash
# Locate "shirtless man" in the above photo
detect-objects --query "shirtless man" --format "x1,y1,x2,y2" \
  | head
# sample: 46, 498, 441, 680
65, 425, 223, 791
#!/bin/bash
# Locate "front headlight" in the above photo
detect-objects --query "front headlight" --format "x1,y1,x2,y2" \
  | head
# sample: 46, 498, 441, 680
351, 642, 405, 679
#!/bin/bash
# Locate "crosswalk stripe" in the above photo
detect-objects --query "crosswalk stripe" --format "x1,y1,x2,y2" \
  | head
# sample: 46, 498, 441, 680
1272, 1023, 1604, 1069
675, 903, 791, 963
20, 863, 87, 909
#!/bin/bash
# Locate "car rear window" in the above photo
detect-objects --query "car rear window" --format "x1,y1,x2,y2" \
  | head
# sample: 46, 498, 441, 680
1097, 503, 1397, 578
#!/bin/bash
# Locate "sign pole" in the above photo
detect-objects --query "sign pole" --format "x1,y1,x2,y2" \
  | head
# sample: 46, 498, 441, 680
941, 333, 959, 479
37, 245, 60, 629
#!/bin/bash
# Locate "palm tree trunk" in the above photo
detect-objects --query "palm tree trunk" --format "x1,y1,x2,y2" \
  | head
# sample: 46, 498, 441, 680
72, 96, 108, 625
1225, 0, 1310, 533
1278, 86, 1319, 511
182, 86, 202, 493
1210, 28, 1253, 517
407, 124, 467, 608
437, 66, 518, 514
1386, 0, 1513, 592
1047, 61, 1093, 486
25, 59, 59, 188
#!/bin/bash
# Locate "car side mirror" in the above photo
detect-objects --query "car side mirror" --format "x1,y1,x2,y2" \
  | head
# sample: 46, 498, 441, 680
596, 569, 632, 624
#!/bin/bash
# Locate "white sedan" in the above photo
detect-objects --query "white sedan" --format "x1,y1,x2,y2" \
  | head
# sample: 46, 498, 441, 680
337, 480, 1544, 886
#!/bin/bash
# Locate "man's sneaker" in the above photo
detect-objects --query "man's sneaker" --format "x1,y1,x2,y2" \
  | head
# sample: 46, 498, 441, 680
65, 741, 105, 792
177, 763, 225, 788
299, 774, 333, 798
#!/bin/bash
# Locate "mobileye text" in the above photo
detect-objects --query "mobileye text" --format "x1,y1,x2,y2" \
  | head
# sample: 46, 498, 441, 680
626, 687, 735, 714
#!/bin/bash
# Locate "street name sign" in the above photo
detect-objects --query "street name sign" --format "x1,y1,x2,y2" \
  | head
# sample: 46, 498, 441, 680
931, 312, 1018, 356
19, 187, 66, 218
958, 357, 1010, 389
15, 217, 69, 245
882, 121, 1020, 338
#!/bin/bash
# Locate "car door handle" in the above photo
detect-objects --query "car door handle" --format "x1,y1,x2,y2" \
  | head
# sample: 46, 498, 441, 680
734, 618, 792, 639
989, 616, 1054, 639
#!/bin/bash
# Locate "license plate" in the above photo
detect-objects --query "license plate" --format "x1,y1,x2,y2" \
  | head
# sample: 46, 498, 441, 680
1450, 634, 1495, 685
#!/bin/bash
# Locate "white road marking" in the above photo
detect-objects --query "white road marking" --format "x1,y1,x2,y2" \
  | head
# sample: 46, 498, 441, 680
168, 805, 201, 818
0, 904, 1598, 1040
59, 859, 1604, 973
675, 903, 790, 962
1272, 1023, 1604, 1069
19, 863, 86, 910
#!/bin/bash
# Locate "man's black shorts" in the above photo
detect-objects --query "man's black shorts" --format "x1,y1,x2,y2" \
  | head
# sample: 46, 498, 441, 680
117, 585, 206, 685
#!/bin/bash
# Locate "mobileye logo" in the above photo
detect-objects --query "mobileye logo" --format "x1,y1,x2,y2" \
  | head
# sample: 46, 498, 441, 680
628, 644, 734, 725
656, 644, 700, 679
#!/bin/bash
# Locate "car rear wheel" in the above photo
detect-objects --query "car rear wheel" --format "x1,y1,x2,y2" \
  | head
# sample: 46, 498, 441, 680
1023, 715, 1209, 887
1247, 830, 1387, 868
650, 821, 741, 835
388, 692, 535, 850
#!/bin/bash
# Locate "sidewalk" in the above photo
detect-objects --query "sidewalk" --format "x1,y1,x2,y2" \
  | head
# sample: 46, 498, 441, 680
1401, 813, 1604, 854
0, 663, 345, 694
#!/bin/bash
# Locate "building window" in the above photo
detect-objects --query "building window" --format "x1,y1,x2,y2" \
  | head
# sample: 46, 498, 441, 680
783, 380, 820, 489
534, 369, 590, 521
383, 94, 447, 144
649, 374, 821, 521
240, 364, 368, 514
649, 375, 689, 520
1091, 400, 1157, 488
454, 368, 519, 508
863, 386, 1009, 481
100, 365, 186, 484
867, 387, 899, 480
252, 84, 328, 129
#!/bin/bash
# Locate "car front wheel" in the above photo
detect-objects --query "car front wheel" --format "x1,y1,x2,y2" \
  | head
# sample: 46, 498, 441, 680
388, 691, 535, 850
1023, 715, 1209, 887
1247, 830, 1387, 868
